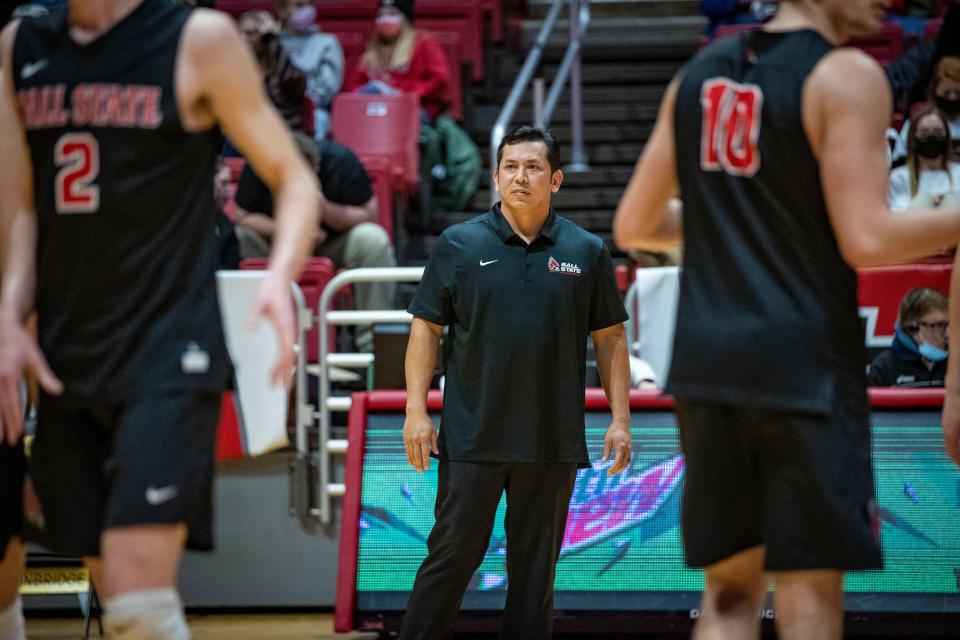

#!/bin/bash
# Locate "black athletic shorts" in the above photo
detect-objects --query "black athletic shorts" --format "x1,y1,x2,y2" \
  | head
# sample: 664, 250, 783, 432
31, 391, 222, 557
675, 378, 883, 572
0, 441, 25, 561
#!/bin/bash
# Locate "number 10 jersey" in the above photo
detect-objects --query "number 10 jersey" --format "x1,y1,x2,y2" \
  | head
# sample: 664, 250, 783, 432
668, 29, 866, 414
11, 0, 230, 401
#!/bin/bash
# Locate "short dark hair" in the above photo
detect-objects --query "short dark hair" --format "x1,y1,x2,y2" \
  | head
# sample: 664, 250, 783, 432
899, 287, 948, 330
496, 126, 561, 173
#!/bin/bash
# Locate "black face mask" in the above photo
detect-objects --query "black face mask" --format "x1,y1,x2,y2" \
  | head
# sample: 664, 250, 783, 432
936, 95, 960, 117
915, 134, 949, 160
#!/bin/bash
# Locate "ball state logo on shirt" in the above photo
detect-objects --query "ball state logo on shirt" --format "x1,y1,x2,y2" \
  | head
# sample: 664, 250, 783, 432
548, 256, 581, 276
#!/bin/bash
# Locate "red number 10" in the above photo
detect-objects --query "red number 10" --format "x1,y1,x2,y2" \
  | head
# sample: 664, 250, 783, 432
700, 79, 763, 177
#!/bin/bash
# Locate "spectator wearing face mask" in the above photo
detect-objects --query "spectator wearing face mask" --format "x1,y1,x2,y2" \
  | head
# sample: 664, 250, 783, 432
894, 56, 960, 164
274, 0, 344, 141
346, 0, 451, 124
869, 288, 949, 388
889, 107, 960, 211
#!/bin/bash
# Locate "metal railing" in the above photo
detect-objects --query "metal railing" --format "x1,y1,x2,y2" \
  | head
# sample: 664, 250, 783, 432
490, 0, 592, 205
311, 267, 425, 523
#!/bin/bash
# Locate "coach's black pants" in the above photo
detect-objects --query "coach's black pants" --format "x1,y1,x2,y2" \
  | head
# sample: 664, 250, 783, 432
398, 459, 578, 640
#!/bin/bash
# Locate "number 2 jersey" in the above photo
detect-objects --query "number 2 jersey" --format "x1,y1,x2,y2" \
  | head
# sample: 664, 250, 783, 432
668, 29, 866, 414
11, 0, 230, 401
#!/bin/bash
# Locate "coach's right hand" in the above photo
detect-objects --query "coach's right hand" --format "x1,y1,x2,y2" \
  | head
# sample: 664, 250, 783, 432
0, 312, 62, 445
404, 411, 438, 472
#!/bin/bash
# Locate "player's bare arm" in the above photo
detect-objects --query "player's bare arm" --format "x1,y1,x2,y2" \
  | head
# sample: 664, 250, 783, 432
0, 20, 62, 445
809, 48, 960, 267
177, 9, 320, 384
613, 76, 683, 251
591, 322, 632, 476
403, 317, 442, 473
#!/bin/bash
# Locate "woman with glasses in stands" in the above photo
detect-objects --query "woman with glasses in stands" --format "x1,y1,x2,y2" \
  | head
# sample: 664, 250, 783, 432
889, 106, 960, 211
346, 0, 450, 125
869, 288, 950, 387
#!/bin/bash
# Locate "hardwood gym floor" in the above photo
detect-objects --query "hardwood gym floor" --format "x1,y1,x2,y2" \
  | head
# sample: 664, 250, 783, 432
26, 612, 377, 639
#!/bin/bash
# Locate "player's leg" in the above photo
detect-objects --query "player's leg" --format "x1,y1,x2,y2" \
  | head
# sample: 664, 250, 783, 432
754, 377, 881, 640
398, 460, 508, 640
99, 393, 219, 640
773, 569, 843, 640
674, 399, 768, 639
0, 538, 26, 640
498, 462, 577, 640
695, 546, 768, 640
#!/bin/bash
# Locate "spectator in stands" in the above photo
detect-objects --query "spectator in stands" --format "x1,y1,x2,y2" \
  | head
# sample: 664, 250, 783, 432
893, 55, 960, 164
347, 0, 451, 124
238, 10, 308, 133
213, 160, 241, 270
887, 3, 960, 116
700, 0, 779, 35
274, 0, 344, 141
869, 288, 948, 387
234, 133, 396, 349
889, 107, 960, 211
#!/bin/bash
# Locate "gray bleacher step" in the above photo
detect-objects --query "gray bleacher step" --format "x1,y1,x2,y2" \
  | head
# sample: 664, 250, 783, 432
512, 103, 659, 124
526, 0, 702, 20
522, 15, 707, 48
548, 123, 655, 145
539, 61, 682, 85
513, 84, 667, 106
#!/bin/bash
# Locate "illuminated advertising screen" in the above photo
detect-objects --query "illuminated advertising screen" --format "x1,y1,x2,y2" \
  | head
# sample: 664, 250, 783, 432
352, 406, 960, 615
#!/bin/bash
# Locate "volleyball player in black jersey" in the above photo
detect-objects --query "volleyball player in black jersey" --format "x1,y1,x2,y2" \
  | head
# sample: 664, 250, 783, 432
0, 0, 319, 636
615, 1, 960, 638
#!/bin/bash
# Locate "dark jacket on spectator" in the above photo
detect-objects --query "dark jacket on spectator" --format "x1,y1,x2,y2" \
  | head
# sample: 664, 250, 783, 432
868, 329, 947, 388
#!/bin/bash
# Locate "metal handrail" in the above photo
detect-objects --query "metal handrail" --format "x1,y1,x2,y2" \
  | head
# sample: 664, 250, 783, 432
490, 0, 591, 204
315, 267, 426, 523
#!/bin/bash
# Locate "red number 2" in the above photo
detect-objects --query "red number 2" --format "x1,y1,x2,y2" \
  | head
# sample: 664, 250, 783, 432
700, 78, 763, 177
55, 133, 100, 214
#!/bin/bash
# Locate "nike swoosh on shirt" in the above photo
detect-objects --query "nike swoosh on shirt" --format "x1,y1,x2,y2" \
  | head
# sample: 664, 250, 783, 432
145, 485, 179, 506
479, 260, 499, 266
20, 59, 49, 80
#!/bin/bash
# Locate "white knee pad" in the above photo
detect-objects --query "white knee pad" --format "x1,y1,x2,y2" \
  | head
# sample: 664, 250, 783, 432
0, 596, 25, 640
104, 588, 190, 640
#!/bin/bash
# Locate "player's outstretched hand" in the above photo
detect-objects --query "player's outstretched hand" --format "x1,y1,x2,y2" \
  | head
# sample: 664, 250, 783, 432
602, 420, 632, 476
253, 273, 296, 387
0, 312, 62, 445
403, 411, 438, 473
942, 388, 960, 468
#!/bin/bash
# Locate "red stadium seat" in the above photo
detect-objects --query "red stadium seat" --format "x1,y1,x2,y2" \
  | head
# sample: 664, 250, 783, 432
240, 256, 337, 362
423, 29, 464, 121
848, 21, 904, 65
361, 155, 398, 241
332, 30, 366, 90
330, 92, 421, 191
414, 3, 485, 80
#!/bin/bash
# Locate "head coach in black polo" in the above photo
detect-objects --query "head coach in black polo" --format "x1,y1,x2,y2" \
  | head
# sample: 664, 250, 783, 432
398, 126, 633, 640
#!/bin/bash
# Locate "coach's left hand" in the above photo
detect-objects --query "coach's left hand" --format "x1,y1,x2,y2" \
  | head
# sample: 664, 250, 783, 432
602, 419, 632, 476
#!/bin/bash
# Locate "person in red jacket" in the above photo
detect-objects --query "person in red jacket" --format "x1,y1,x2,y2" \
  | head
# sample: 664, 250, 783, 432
347, 0, 450, 123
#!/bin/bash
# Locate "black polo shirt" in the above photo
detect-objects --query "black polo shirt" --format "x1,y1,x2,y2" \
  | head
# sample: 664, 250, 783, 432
408, 204, 628, 467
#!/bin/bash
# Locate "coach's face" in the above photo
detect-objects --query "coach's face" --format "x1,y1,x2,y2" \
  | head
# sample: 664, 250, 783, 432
494, 141, 563, 216
825, 0, 890, 39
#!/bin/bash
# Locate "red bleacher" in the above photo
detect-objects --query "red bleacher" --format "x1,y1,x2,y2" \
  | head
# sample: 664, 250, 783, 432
330, 92, 421, 192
